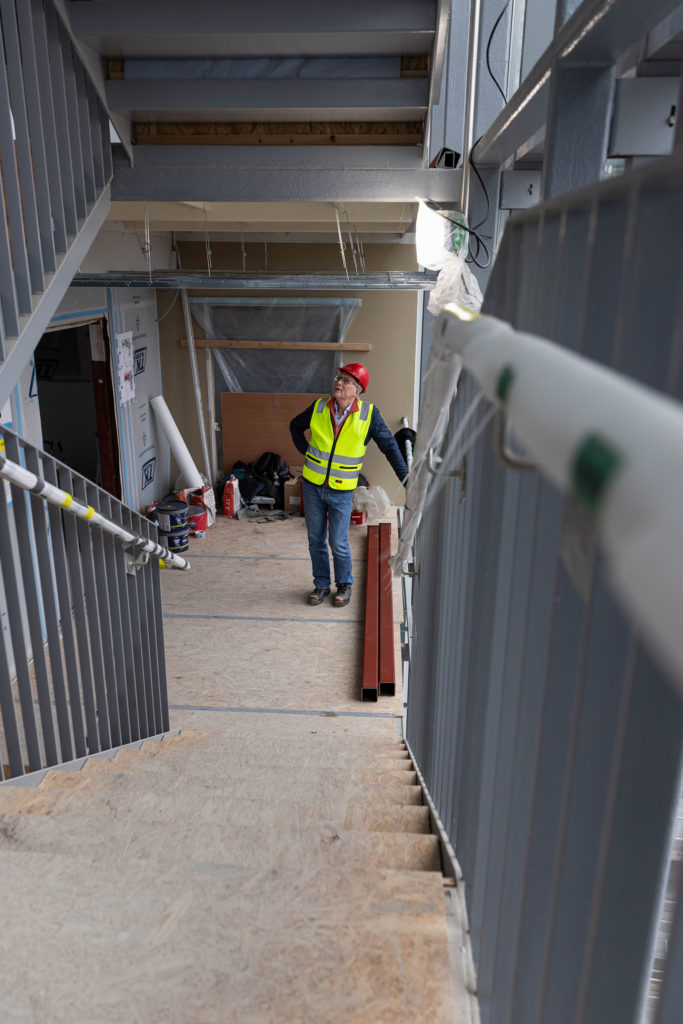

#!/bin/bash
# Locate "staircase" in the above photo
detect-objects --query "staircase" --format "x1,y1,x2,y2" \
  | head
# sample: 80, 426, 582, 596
0, 514, 461, 1023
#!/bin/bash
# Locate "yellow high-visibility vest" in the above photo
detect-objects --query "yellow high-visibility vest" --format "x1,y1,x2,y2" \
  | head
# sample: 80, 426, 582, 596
303, 398, 373, 490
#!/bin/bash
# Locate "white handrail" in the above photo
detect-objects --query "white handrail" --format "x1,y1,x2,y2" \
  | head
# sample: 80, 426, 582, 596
0, 438, 190, 571
438, 302, 683, 691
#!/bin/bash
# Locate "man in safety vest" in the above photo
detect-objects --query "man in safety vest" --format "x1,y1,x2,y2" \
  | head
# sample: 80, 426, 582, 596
290, 363, 408, 607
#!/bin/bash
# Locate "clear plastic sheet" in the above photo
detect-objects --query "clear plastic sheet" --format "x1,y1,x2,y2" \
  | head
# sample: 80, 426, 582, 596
191, 297, 361, 394
191, 297, 362, 471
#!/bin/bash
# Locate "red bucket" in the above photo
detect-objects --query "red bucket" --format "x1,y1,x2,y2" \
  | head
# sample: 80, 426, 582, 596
188, 507, 208, 536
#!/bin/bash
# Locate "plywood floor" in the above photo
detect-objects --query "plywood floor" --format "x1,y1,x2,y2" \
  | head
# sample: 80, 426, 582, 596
0, 510, 463, 1023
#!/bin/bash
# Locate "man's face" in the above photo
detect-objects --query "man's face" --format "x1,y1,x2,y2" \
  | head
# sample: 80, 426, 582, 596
334, 373, 359, 403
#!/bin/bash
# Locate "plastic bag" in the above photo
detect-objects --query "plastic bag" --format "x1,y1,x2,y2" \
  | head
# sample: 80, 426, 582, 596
352, 485, 391, 519
416, 202, 468, 270
427, 257, 483, 316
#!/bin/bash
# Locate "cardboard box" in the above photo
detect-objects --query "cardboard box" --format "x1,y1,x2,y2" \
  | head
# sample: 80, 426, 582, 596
284, 471, 303, 515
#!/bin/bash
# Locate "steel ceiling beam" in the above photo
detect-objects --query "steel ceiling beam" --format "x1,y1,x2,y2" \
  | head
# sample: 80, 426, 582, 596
69, 0, 436, 58
71, 270, 438, 291
106, 78, 429, 120
111, 145, 462, 203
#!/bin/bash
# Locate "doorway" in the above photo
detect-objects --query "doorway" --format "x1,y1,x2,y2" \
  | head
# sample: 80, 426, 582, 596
34, 320, 121, 498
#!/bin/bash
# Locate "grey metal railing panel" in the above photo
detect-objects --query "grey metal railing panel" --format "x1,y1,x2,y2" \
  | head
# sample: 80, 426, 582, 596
0, 426, 172, 779
0, 0, 112, 401
407, 153, 683, 1023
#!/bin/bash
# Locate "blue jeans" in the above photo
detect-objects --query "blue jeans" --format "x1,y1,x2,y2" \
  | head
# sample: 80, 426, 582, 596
302, 479, 355, 589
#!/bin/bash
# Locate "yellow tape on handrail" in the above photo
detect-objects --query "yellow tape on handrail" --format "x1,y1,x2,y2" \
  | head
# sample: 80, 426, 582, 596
61, 493, 72, 508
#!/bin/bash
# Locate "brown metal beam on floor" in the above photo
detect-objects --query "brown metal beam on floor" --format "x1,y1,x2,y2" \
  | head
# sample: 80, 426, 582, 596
378, 522, 395, 696
361, 525, 379, 702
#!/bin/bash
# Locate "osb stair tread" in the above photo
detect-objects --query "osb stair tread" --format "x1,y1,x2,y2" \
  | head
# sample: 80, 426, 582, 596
0, 812, 441, 872
344, 805, 431, 834
0, 853, 456, 1024
0, 778, 425, 832
85, 743, 412, 774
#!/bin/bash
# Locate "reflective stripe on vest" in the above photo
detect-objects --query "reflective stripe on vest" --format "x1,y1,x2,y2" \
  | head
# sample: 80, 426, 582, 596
303, 399, 373, 490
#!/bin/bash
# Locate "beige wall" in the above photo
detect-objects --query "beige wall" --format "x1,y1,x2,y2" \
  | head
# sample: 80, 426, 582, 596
158, 240, 418, 497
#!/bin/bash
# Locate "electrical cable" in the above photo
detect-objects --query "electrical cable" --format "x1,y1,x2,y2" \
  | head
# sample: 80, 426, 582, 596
157, 290, 180, 323
461, 3, 512, 268
486, 1, 511, 106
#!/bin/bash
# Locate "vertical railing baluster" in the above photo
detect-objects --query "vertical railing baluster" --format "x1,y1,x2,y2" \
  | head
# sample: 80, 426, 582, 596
87, 79, 106, 191
3, 434, 58, 766
23, 446, 73, 763
148, 522, 170, 734
0, 465, 41, 770
42, 459, 86, 757
140, 517, 163, 734
122, 506, 150, 738
0, 607, 24, 778
15, 0, 57, 275
0, 13, 32, 317
58, 466, 100, 753
30, 0, 68, 254
75, 64, 96, 205
101, 494, 132, 744
85, 480, 121, 748
43, 1, 77, 237
57, 19, 87, 221
108, 499, 141, 741
1, 0, 45, 296
71, 475, 111, 750
100, 95, 113, 182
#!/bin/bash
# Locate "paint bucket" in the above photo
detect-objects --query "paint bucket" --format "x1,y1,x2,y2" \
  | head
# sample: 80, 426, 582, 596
188, 507, 208, 536
158, 526, 189, 554
155, 495, 189, 533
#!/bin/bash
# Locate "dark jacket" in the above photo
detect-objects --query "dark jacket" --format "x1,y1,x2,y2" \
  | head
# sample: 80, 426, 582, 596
290, 399, 408, 485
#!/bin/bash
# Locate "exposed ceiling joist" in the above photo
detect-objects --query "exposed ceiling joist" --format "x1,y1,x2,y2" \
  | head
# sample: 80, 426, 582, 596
69, 0, 436, 58
72, 271, 437, 290
106, 78, 429, 122
111, 145, 462, 203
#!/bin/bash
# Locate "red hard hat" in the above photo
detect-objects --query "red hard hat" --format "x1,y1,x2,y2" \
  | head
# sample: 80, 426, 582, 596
338, 362, 369, 393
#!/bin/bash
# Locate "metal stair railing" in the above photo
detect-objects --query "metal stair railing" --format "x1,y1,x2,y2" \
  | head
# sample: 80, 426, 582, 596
0, 425, 187, 782
0, 0, 113, 410
405, 149, 683, 1024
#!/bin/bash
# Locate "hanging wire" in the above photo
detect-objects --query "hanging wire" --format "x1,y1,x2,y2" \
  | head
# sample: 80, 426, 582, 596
356, 228, 367, 273
334, 206, 350, 281
156, 290, 180, 323
143, 205, 152, 283
241, 232, 247, 273
344, 209, 359, 275
203, 202, 212, 277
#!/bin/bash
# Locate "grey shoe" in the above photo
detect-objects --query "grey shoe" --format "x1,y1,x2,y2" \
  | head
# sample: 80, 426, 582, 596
308, 586, 331, 606
333, 584, 352, 607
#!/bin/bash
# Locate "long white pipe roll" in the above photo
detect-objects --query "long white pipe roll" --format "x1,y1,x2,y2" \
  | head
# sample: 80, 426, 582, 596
439, 303, 683, 692
150, 394, 203, 491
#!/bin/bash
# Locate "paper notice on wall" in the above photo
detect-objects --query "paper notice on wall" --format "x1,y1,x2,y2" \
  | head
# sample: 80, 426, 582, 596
116, 331, 135, 404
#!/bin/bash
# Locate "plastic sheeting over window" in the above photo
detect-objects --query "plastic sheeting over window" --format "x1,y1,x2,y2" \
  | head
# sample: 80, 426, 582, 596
190, 297, 361, 394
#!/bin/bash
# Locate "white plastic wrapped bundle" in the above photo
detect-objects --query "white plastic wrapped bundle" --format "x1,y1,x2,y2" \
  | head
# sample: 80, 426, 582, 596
415, 201, 483, 316
352, 485, 391, 519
